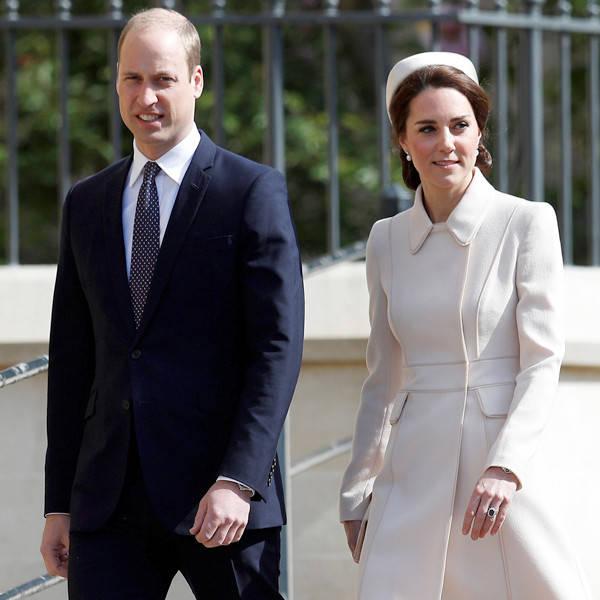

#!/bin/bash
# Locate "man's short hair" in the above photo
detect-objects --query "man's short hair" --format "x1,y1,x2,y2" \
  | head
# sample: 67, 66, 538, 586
118, 8, 201, 77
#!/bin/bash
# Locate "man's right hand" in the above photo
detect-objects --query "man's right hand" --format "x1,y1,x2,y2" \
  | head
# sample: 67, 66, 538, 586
40, 514, 70, 578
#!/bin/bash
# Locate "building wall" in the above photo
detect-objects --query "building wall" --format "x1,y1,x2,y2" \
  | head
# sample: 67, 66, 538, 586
1, 264, 599, 598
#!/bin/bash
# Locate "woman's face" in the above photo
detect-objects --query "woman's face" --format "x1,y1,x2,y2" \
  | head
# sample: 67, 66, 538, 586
400, 86, 481, 197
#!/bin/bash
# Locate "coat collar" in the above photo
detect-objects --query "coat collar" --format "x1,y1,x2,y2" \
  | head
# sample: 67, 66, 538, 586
408, 168, 493, 254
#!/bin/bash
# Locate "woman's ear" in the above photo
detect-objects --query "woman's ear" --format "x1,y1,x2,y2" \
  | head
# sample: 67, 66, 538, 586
399, 137, 408, 155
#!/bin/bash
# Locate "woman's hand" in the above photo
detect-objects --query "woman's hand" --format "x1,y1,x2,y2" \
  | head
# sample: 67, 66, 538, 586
343, 520, 362, 556
462, 467, 519, 540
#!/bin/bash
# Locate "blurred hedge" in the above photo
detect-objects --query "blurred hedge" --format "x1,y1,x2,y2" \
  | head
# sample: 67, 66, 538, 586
0, 0, 595, 263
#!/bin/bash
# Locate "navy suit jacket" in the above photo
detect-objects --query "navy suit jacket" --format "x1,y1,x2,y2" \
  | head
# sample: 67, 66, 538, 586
44, 131, 304, 533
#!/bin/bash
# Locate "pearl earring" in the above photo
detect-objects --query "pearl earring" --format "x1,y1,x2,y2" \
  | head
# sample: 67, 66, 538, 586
406, 153, 412, 162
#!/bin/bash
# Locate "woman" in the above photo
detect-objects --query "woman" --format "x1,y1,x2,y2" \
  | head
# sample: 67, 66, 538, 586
339, 52, 588, 599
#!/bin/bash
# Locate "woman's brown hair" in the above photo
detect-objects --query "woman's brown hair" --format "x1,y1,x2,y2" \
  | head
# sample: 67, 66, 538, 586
388, 65, 492, 190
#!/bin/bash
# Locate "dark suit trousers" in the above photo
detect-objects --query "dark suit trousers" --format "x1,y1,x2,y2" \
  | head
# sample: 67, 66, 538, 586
68, 438, 284, 600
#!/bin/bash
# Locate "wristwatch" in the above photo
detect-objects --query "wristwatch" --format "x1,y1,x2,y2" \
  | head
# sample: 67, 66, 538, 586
235, 482, 254, 496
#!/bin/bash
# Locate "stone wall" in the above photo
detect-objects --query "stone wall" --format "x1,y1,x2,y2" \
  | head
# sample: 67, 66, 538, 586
1, 264, 599, 598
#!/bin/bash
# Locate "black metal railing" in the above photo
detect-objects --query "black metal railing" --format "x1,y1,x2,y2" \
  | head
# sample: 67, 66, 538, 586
0, 357, 59, 599
0, 250, 367, 599
0, 342, 355, 600
0, 574, 63, 600
0, 356, 49, 388
2, 1, 600, 266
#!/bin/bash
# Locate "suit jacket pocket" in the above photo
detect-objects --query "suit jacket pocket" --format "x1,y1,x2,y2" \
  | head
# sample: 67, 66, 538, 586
476, 384, 514, 418
191, 233, 234, 248
184, 234, 236, 272
389, 391, 409, 425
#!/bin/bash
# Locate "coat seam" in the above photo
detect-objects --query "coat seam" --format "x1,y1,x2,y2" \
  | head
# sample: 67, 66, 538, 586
475, 205, 519, 358
437, 243, 472, 598
481, 410, 513, 600
358, 419, 400, 597
403, 355, 518, 368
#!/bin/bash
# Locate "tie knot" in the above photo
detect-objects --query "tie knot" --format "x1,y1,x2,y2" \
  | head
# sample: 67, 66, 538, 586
143, 161, 161, 181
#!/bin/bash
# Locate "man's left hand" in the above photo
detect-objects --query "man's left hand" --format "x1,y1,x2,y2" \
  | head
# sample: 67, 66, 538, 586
190, 480, 251, 548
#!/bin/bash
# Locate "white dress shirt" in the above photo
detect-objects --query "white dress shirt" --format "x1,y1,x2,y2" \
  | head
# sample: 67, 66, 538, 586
122, 127, 201, 277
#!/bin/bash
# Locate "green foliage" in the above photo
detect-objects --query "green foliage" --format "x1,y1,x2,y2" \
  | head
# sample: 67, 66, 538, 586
0, 0, 597, 263
0, 1, 386, 263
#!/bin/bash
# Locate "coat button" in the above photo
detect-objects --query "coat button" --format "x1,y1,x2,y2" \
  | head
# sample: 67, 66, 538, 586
122, 400, 130, 411
131, 349, 141, 359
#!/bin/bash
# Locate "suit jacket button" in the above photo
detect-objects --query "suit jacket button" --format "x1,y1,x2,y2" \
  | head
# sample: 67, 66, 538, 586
131, 349, 141, 359
122, 400, 130, 411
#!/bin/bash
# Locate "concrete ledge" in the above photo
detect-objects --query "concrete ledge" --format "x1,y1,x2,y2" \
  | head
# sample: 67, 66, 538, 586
0, 266, 55, 344
303, 338, 366, 363
303, 263, 600, 366
2, 263, 600, 366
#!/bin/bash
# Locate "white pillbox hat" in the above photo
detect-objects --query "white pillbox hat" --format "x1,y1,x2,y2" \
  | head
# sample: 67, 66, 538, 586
386, 51, 479, 122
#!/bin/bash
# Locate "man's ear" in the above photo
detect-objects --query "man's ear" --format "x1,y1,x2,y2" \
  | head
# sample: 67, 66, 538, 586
192, 65, 204, 99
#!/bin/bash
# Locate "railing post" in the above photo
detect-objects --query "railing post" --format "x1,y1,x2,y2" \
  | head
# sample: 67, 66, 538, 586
325, 0, 340, 253
374, 0, 391, 193
108, 0, 123, 162
5, 0, 19, 264
212, 0, 227, 146
526, 0, 545, 202
261, 6, 290, 597
494, 0, 509, 192
588, 0, 600, 264
262, 0, 285, 174
56, 0, 72, 209
466, 0, 481, 71
277, 418, 292, 600
559, 0, 573, 263
429, 0, 441, 51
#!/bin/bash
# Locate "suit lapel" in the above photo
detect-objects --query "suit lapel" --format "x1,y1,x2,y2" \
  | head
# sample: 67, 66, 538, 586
103, 156, 137, 339
132, 131, 217, 344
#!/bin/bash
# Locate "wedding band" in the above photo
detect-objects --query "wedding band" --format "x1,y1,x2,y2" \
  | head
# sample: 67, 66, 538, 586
487, 507, 498, 519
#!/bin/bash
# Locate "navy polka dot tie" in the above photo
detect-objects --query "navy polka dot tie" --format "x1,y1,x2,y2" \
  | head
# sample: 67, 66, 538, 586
129, 161, 161, 329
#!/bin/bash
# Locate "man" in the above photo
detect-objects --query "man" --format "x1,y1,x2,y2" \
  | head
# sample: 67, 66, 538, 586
40, 8, 304, 599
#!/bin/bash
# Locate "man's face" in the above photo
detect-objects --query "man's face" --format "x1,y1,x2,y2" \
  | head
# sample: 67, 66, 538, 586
117, 27, 203, 160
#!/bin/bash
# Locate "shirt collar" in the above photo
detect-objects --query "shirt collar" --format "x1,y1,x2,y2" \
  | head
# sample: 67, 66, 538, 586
127, 127, 201, 188
408, 168, 492, 254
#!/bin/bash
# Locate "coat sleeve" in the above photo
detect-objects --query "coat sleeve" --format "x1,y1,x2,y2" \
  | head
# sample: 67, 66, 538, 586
483, 202, 565, 488
339, 219, 404, 522
45, 188, 96, 514
217, 168, 304, 501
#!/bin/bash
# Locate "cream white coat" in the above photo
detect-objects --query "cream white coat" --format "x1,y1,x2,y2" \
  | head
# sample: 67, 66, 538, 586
339, 170, 589, 599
